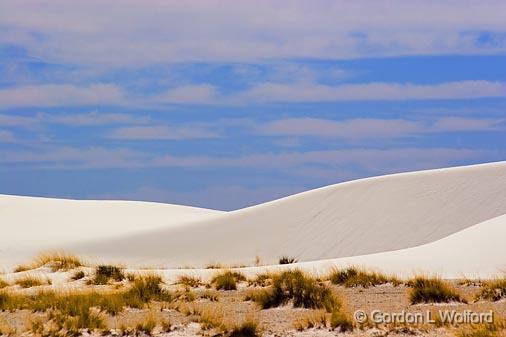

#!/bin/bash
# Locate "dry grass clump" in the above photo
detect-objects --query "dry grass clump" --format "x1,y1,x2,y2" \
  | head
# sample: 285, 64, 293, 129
329, 267, 399, 288
407, 276, 466, 304
135, 317, 156, 336
14, 252, 83, 273
248, 273, 274, 287
249, 270, 339, 312
70, 270, 86, 281
14, 275, 51, 288
177, 275, 203, 288
294, 310, 328, 331
88, 265, 125, 285
330, 309, 354, 332
229, 320, 259, 337
0, 278, 8, 289
475, 278, 506, 302
279, 256, 298, 264
1, 275, 171, 315
211, 271, 246, 291
458, 325, 500, 337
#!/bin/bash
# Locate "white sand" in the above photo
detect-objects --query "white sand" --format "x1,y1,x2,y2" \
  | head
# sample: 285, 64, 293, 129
0, 195, 224, 268
70, 161, 506, 269
1, 161, 506, 278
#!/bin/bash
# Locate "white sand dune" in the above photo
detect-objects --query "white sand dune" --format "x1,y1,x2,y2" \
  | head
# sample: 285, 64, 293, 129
0, 195, 224, 267
2, 161, 506, 277
68, 161, 506, 270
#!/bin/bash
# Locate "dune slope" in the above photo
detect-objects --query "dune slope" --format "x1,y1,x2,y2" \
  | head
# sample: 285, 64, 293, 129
0, 195, 224, 267
69, 161, 506, 268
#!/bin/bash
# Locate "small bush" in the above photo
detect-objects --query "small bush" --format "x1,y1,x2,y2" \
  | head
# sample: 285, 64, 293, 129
330, 309, 353, 332
250, 270, 339, 312
248, 273, 273, 287
407, 276, 466, 304
177, 275, 202, 288
329, 267, 397, 288
475, 278, 506, 302
70, 270, 86, 281
88, 265, 125, 285
229, 320, 259, 337
14, 252, 83, 273
135, 318, 156, 336
124, 274, 171, 306
279, 256, 297, 264
15, 276, 48, 288
212, 271, 246, 291
0, 279, 8, 289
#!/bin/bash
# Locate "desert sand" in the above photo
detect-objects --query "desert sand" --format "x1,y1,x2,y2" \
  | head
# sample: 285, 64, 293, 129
1, 161, 506, 278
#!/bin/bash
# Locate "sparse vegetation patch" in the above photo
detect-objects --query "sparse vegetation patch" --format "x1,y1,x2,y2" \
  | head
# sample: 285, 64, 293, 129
212, 271, 246, 291
329, 267, 399, 288
407, 276, 466, 304
475, 278, 506, 302
88, 265, 125, 285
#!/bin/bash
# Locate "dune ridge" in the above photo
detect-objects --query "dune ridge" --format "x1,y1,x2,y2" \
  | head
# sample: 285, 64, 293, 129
1, 161, 505, 277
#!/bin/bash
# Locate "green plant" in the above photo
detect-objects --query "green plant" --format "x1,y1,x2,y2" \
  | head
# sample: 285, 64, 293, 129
279, 256, 297, 264
475, 278, 506, 302
407, 276, 466, 304
250, 270, 339, 312
229, 320, 259, 337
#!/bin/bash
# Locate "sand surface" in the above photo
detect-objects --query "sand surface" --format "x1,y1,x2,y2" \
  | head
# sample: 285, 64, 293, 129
1, 161, 506, 278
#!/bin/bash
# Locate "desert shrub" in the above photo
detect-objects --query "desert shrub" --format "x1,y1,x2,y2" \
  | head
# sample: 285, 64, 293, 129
200, 290, 218, 302
70, 270, 86, 281
88, 265, 125, 285
475, 278, 506, 302
14, 252, 83, 273
248, 273, 273, 287
124, 274, 171, 307
229, 320, 259, 337
15, 276, 49, 288
294, 311, 327, 331
407, 276, 465, 304
330, 309, 353, 332
459, 326, 498, 337
279, 256, 297, 264
250, 270, 339, 312
329, 267, 397, 288
212, 271, 246, 291
0, 279, 8, 289
177, 275, 202, 288
135, 318, 156, 336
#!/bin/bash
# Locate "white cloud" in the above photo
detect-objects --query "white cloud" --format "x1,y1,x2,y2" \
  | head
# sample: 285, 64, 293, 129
0, 84, 125, 109
107, 125, 219, 140
237, 81, 506, 103
156, 85, 218, 104
1, 1, 505, 65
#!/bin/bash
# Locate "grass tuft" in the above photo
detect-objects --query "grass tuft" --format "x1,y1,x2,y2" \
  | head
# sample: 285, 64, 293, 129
407, 276, 466, 304
329, 267, 399, 288
229, 320, 259, 337
211, 271, 246, 291
177, 275, 203, 288
249, 270, 339, 312
330, 309, 353, 332
88, 265, 125, 285
248, 273, 274, 287
135, 317, 156, 336
279, 256, 298, 264
70, 270, 86, 281
14, 275, 50, 288
475, 278, 506, 302
0, 278, 8, 289
14, 252, 83, 273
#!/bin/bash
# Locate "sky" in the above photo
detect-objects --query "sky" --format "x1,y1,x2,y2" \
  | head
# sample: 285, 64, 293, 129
0, 0, 505, 211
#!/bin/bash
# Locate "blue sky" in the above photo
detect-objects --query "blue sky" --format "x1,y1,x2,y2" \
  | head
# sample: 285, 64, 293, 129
1, 1, 505, 210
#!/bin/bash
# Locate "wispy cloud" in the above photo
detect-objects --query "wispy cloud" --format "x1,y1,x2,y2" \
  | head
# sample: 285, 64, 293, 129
107, 125, 220, 140
0, 84, 125, 109
2, 1, 505, 66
